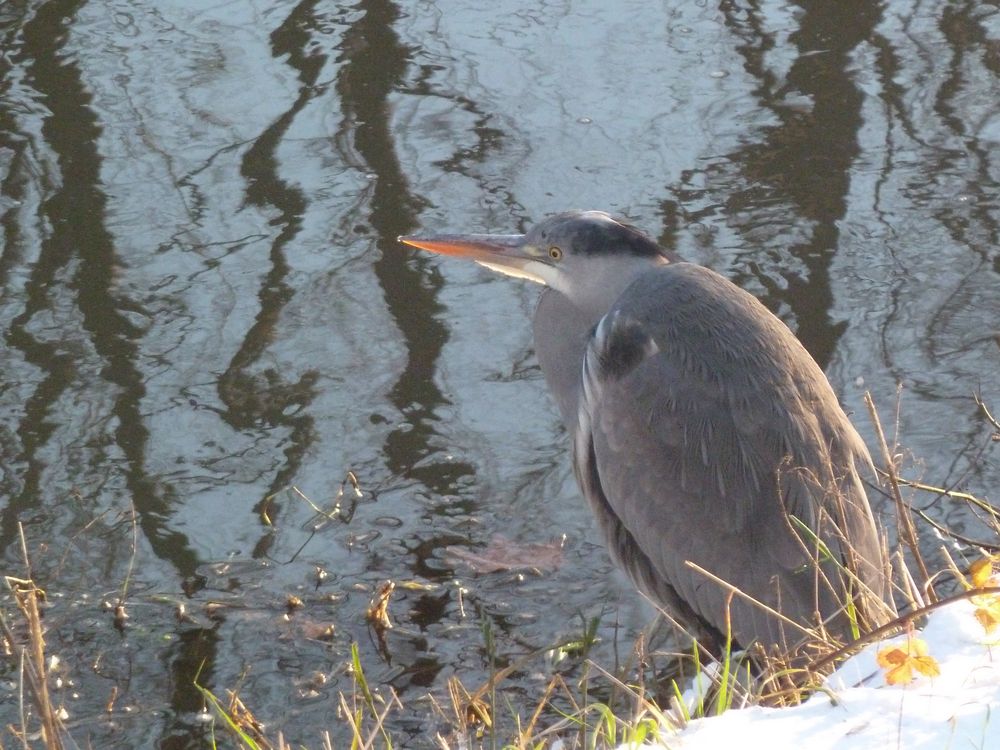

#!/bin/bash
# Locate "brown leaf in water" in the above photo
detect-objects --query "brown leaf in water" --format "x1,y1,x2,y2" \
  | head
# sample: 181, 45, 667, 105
366, 580, 395, 631
445, 535, 564, 574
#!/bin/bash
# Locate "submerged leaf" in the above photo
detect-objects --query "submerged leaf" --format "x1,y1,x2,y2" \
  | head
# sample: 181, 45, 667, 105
444, 535, 564, 574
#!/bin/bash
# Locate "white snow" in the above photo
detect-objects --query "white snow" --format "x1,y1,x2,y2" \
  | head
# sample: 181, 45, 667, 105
642, 598, 1000, 749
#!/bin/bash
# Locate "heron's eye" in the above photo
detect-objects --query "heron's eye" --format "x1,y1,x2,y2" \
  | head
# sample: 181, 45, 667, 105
548, 246, 563, 261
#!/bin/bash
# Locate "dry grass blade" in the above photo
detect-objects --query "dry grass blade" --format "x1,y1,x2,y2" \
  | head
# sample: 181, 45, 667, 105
584, 658, 671, 727
338, 685, 403, 750
519, 674, 560, 742
6, 579, 64, 750
445, 675, 492, 732
683, 561, 815, 640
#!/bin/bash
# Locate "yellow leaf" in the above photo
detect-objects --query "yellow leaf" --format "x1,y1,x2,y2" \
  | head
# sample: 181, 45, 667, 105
876, 637, 939, 685
876, 645, 908, 668
970, 558, 996, 589
975, 604, 1000, 634
884, 661, 913, 686
912, 655, 941, 678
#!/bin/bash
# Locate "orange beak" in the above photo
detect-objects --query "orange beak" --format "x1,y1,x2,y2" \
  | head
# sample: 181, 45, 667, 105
399, 233, 528, 264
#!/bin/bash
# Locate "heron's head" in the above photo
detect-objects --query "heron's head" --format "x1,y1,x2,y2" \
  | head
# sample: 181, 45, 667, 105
399, 211, 677, 313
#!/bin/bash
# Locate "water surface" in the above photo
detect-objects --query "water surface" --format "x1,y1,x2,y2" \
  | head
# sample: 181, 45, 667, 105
1, 0, 998, 746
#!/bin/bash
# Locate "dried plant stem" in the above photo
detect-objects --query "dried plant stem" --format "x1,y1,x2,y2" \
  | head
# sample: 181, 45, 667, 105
864, 392, 932, 596
23, 586, 63, 750
6, 523, 65, 750
895, 479, 992, 510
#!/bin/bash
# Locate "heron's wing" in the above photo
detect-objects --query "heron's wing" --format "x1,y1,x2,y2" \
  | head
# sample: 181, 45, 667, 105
575, 263, 885, 649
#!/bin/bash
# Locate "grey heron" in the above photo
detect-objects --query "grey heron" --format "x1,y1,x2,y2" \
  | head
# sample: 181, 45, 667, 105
400, 210, 890, 657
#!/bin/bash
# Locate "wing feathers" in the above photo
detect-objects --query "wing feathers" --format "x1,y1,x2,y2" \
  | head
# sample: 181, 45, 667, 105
573, 262, 888, 651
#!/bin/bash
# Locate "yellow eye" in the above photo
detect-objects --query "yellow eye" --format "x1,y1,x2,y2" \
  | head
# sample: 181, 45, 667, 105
548, 246, 563, 261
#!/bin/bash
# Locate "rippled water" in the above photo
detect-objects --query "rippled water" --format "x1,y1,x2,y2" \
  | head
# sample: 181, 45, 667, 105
1, 0, 998, 746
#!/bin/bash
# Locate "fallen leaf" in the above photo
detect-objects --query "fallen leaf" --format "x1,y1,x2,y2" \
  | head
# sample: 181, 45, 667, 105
397, 580, 439, 592
970, 557, 997, 589
877, 636, 940, 685
365, 581, 395, 631
445, 535, 564, 574
975, 605, 1000, 634
967, 557, 1000, 634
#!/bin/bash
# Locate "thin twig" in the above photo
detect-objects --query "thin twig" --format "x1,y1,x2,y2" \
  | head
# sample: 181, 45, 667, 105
910, 506, 1000, 552
975, 393, 1000, 435
893, 478, 995, 513
808, 585, 1000, 674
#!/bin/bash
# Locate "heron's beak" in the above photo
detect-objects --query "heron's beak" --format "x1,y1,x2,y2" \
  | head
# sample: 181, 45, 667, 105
398, 233, 547, 285
399, 233, 526, 262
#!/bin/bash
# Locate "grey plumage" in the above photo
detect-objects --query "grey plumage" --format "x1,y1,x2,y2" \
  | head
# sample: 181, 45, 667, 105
401, 211, 890, 655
